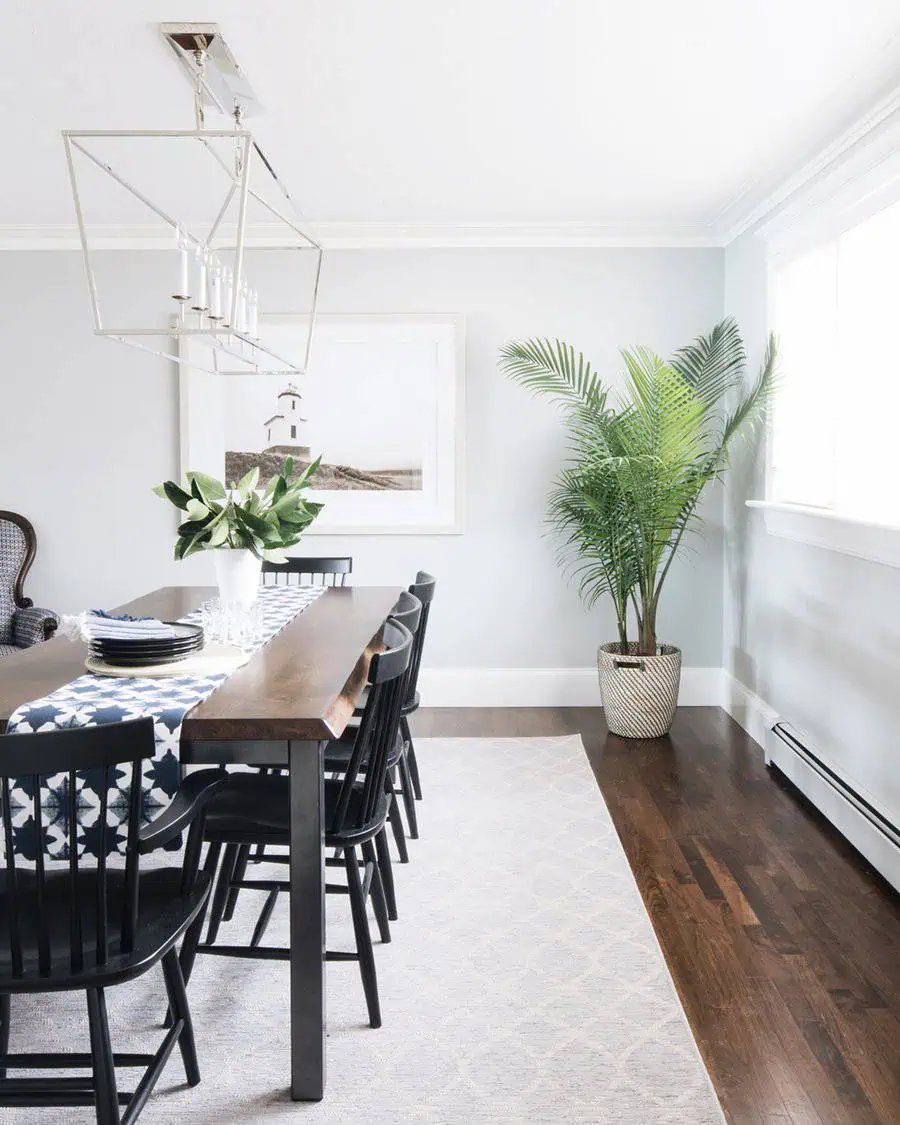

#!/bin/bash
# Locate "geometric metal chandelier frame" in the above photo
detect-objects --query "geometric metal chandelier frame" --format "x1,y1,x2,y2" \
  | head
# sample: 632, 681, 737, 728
62, 24, 323, 377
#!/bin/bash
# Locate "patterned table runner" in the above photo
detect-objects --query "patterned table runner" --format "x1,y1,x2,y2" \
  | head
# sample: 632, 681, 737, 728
4, 585, 326, 860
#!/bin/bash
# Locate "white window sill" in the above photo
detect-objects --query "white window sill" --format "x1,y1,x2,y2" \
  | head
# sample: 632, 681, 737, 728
745, 500, 900, 569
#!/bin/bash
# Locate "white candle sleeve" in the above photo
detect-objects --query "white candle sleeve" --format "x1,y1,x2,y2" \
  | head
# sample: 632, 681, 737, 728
210, 268, 222, 318
178, 246, 189, 299
223, 271, 233, 325
196, 256, 208, 310
249, 291, 259, 337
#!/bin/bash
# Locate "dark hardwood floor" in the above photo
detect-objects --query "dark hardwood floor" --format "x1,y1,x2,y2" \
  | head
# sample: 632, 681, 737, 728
411, 706, 900, 1125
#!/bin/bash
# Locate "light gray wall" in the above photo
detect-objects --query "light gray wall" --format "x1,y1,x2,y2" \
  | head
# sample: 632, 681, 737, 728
724, 231, 900, 819
1, 246, 724, 669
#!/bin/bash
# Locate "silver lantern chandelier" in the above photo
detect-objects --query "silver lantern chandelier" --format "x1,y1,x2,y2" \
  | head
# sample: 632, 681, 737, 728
62, 23, 322, 376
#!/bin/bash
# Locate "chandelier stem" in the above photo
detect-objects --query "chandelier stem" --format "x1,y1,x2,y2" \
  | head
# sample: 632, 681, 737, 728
193, 49, 207, 130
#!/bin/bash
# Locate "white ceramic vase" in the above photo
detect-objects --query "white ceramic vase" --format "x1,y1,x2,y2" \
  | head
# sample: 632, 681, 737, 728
213, 548, 262, 607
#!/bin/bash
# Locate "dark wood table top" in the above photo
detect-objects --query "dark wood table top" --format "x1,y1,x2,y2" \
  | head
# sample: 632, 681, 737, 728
0, 585, 403, 741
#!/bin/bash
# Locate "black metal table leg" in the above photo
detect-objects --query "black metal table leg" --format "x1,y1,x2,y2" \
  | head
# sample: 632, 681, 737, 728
289, 738, 326, 1101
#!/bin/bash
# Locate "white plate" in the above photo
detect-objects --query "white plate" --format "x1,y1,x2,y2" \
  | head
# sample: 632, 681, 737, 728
85, 643, 250, 678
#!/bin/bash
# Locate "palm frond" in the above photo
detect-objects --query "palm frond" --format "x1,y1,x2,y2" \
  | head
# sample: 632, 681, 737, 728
670, 316, 746, 405
498, 338, 607, 415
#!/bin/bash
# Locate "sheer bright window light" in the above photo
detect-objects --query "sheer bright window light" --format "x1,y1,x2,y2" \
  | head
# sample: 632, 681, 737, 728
771, 196, 900, 526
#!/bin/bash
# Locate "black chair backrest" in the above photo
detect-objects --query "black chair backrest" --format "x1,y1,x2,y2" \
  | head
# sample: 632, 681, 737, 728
389, 590, 422, 637
331, 619, 412, 836
389, 591, 421, 706
1, 719, 160, 981
405, 571, 436, 707
261, 556, 352, 587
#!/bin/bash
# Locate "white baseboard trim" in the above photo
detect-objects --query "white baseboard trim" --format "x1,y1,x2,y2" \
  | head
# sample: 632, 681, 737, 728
721, 675, 780, 754
417, 665, 727, 708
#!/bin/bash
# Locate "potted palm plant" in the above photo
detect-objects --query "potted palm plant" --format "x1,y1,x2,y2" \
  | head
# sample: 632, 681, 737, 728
153, 457, 323, 606
500, 318, 775, 738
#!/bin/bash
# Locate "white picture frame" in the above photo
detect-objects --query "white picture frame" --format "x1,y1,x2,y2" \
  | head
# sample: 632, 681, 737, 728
178, 313, 466, 534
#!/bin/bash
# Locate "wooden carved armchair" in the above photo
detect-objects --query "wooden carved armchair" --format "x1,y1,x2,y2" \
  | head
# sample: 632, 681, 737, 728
0, 511, 58, 656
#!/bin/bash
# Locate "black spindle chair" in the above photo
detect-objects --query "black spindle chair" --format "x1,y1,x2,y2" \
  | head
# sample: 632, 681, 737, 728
219, 592, 420, 929
245, 555, 353, 873
261, 556, 352, 587
0, 718, 226, 1124
401, 571, 435, 802
353, 571, 435, 806
181, 619, 413, 1029
325, 590, 422, 905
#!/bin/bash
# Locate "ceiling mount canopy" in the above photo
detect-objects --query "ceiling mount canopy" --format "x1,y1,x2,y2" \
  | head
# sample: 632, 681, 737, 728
62, 22, 322, 377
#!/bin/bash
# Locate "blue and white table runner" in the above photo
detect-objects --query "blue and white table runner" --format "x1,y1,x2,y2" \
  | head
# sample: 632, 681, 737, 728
4, 585, 326, 860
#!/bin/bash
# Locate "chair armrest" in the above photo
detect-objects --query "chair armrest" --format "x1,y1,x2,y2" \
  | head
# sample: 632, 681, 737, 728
138, 769, 228, 854
12, 606, 59, 647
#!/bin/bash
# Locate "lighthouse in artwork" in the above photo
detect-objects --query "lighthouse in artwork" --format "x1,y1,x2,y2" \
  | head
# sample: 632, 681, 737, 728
263, 383, 310, 459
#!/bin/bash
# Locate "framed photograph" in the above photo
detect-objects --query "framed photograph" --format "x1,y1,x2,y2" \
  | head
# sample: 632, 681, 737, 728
179, 314, 465, 534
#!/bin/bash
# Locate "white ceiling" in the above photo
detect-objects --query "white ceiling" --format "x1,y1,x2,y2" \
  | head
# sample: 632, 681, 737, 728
3, 0, 900, 242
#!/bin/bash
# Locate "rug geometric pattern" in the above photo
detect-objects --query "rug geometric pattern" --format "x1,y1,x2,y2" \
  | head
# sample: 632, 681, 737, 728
6, 735, 726, 1124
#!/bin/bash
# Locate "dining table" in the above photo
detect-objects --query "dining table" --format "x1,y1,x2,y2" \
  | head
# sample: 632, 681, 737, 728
0, 582, 404, 1101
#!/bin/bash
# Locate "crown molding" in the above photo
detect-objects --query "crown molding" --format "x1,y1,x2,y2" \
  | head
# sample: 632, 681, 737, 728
0, 220, 723, 251
308, 221, 722, 249
712, 79, 900, 246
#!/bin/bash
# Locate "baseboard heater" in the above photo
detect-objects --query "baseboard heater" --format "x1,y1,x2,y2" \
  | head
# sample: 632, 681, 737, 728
767, 721, 900, 893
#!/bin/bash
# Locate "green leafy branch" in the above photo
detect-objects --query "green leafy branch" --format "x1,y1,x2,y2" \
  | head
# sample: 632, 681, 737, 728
153, 456, 324, 564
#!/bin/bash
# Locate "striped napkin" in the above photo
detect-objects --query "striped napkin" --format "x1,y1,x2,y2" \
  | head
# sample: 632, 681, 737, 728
86, 610, 179, 641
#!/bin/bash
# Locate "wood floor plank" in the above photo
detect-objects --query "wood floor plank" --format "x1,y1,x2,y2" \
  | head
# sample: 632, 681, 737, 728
412, 706, 900, 1125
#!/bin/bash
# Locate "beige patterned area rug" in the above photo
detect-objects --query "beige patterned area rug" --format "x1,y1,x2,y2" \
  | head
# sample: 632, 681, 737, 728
9, 736, 725, 1124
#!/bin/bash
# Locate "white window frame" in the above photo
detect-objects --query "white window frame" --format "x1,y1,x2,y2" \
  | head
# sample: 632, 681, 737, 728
748, 105, 900, 569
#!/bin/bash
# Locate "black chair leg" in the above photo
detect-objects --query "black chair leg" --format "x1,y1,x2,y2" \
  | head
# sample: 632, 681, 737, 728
402, 716, 423, 801
0, 992, 9, 1080
206, 843, 240, 945
344, 845, 381, 1029
161, 948, 201, 1087
374, 828, 398, 921
362, 839, 391, 944
250, 887, 280, 948
179, 842, 221, 990
223, 844, 251, 922
387, 787, 409, 864
398, 753, 419, 839
86, 987, 120, 1125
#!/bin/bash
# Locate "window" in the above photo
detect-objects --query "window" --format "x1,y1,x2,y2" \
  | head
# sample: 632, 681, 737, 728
290, 425, 296, 440
771, 197, 900, 527
292, 399, 296, 410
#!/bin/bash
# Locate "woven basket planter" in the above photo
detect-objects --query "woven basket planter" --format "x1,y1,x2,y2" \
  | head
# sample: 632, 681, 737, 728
596, 642, 682, 738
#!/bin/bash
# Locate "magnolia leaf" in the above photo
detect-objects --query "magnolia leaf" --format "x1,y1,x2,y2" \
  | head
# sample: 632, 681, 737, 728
181, 530, 209, 560
177, 517, 213, 536
161, 481, 191, 510
235, 506, 272, 538
293, 456, 322, 489
260, 546, 288, 564
237, 466, 260, 499
185, 498, 209, 522
208, 517, 230, 547
271, 491, 304, 516
187, 470, 227, 503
